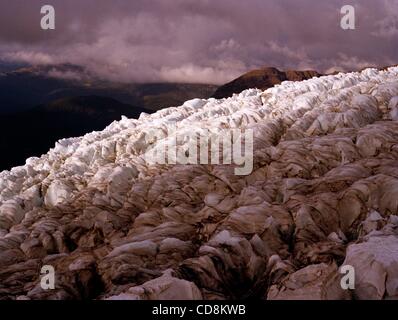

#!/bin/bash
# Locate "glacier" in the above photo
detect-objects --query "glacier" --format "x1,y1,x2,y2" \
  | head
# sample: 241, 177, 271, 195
1, 67, 398, 299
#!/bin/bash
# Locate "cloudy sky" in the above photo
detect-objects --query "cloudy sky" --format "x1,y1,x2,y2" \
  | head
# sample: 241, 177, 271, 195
0, 0, 397, 84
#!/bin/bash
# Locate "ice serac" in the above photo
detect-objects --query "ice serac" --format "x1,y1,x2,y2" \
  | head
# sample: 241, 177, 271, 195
1, 67, 398, 300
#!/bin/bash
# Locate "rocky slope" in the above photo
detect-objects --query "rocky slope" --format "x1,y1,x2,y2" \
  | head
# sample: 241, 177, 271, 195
212, 67, 320, 99
1, 67, 398, 300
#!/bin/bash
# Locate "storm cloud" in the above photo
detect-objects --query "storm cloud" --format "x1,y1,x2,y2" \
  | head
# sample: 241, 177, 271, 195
0, 0, 397, 84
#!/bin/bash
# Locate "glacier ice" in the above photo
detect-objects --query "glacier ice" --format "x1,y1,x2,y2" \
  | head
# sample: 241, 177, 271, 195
1, 67, 398, 299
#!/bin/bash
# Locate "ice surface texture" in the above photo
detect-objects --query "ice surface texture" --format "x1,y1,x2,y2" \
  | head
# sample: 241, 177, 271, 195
1, 67, 398, 299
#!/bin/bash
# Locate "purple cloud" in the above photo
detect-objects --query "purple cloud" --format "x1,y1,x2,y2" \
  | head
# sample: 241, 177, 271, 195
0, 0, 397, 84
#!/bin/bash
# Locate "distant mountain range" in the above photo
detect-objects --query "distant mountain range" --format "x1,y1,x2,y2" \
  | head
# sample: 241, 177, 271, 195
212, 67, 320, 99
0, 64, 217, 114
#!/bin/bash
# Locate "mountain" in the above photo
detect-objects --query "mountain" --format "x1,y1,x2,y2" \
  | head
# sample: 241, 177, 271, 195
0, 64, 218, 114
32, 95, 148, 118
212, 67, 321, 99
0, 95, 151, 171
1, 67, 398, 300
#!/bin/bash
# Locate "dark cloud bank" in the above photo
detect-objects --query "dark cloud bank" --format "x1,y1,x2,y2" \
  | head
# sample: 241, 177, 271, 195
0, 0, 397, 84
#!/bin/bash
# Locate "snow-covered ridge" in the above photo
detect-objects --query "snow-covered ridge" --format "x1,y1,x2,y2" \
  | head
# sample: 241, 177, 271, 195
1, 67, 398, 299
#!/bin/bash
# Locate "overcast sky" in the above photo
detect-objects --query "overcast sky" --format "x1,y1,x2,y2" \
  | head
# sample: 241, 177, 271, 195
0, 0, 397, 84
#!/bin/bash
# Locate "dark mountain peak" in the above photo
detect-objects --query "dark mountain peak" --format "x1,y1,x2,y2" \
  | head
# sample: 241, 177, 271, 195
242, 66, 283, 76
212, 66, 321, 99
285, 69, 321, 80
